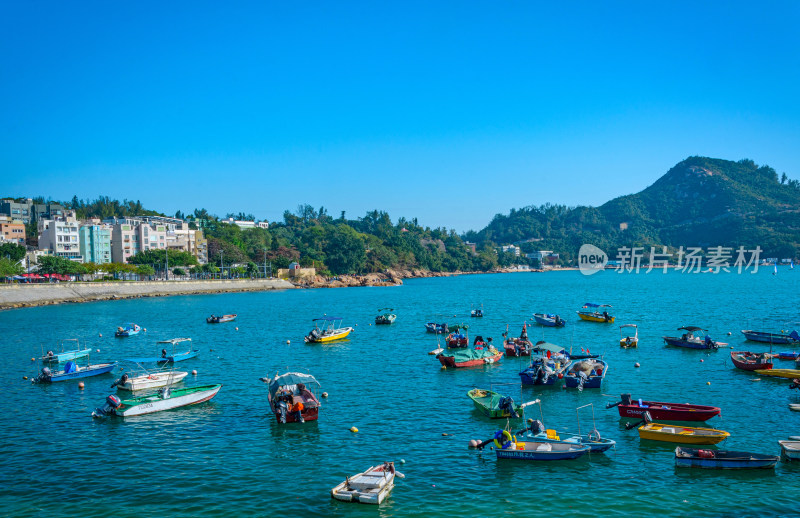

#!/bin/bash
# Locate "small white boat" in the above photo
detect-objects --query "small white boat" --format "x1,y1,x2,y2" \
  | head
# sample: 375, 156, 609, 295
331, 463, 402, 505
93, 384, 222, 417
112, 370, 189, 391
789, 404, 800, 412
778, 440, 800, 461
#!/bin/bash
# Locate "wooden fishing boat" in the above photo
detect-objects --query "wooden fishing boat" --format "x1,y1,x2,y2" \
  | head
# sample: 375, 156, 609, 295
112, 370, 188, 391
467, 388, 521, 419
115, 323, 141, 337
32, 361, 117, 383
304, 317, 353, 343
331, 463, 401, 505
663, 326, 726, 350
40, 338, 92, 363
778, 440, 800, 461
206, 314, 237, 323
754, 368, 800, 379
635, 422, 729, 444
446, 329, 469, 348
619, 324, 638, 348
606, 394, 720, 421
564, 359, 608, 390
731, 351, 773, 371
503, 338, 533, 356
519, 343, 571, 385
438, 347, 502, 368
741, 329, 799, 344
374, 308, 396, 325
675, 447, 778, 469
93, 384, 222, 417
533, 313, 566, 327
265, 372, 321, 424
577, 303, 614, 323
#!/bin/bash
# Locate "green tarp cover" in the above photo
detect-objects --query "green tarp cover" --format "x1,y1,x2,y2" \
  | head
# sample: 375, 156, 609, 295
442, 348, 496, 361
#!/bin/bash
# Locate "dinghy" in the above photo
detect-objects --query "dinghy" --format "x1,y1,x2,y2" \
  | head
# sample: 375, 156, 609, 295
331, 463, 402, 505
675, 447, 778, 469
112, 369, 189, 391
778, 440, 800, 461
626, 412, 729, 444
206, 314, 237, 323
93, 384, 222, 417
606, 394, 721, 421
39, 339, 92, 363
467, 388, 521, 419
32, 361, 117, 383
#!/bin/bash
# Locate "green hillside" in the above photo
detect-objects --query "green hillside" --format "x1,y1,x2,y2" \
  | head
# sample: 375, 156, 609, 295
466, 157, 800, 261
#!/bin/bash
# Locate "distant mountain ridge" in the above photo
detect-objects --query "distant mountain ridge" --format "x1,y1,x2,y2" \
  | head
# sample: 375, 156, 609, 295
468, 157, 800, 260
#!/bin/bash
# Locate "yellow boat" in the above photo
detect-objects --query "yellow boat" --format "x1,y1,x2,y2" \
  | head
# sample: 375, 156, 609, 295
304, 317, 354, 343
577, 303, 614, 323
637, 422, 730, 445
754, 368, 800, 379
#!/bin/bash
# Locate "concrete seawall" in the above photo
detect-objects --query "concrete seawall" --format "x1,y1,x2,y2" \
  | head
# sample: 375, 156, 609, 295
0, 279, 295, 310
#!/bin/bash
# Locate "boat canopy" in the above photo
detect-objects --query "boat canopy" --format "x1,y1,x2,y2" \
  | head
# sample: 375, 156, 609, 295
377, 308, 394, 312
157, 337, 192, 344
312, 317, 343, 322
678, 326, 705, 332
531, 341, 566, 354
268, 372, 320, 397
620, 324, 638, 329
582, 303, 611, 308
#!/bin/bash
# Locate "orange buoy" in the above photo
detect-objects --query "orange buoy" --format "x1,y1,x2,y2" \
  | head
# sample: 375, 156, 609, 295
31, 357, 35, 362
78, 382, 85, 389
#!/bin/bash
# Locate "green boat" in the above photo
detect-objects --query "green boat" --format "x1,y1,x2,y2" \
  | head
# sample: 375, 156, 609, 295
375, 308, 397, 325
467, 388, 522, 419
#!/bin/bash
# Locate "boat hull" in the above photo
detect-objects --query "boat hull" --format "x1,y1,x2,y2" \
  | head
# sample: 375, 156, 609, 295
742, 330, 798, 344
117, 371, 189, 391
730, 351, 773, 371
638, 423, 729, 444
438, 352, 502, 368
207, 315, 237, 323
520, 432, 616, 453
778, 440, 800, 461
47, 363, 117, 382
496, 442, 589, 461
533, 314, 565, 327
577, 312, 614, 323
467, 389, 521, 419
331, 465, 395, 505
306, 327, 353, 343
675, 447, 778, 469
113, 384, 222, 417
754, 368, 800, 379
564, 360, 607, 389
375, 315, 396, 325
615, 400, 720, 421
42, 348, 92, 363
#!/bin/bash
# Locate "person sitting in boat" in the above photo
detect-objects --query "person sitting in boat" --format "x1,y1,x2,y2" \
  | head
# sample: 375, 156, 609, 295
161, 348, 168, 359
554, 315, 562, 326
704, 335, 713, 347
602, 311, 610, 322
296, 383, 318, 407
473, 335, 486, 347
520, 324, 528, 341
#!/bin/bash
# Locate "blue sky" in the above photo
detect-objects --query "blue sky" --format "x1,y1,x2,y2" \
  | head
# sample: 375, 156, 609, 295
2, 2, 799, 231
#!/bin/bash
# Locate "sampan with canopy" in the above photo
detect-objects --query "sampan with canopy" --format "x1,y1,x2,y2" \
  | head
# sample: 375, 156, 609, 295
267, 372, 322, 424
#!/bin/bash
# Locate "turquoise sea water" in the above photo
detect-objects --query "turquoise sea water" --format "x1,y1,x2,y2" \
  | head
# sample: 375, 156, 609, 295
2, 269, 799, 517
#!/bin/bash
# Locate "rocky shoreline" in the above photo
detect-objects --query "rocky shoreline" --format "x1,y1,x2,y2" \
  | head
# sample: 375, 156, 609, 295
295, 267, 516, 288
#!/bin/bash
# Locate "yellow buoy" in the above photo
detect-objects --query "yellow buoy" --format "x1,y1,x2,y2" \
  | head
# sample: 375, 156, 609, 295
23, 376, 28, 380
441, 365, 447, 370
707, 381, 711, 385
350, 426, 358, 433
31, 357, 35, 362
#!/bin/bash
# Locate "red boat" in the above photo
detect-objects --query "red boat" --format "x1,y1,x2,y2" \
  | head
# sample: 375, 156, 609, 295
503, 339, 532, 357
438, 349, 503, 368
730, 350, 773, 371
607, 394, 720, 421
266, 372, 321, 424
446, 331, 469, 348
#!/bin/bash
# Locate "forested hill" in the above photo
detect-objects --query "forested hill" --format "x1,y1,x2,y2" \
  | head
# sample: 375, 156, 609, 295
465, 157, 800, 260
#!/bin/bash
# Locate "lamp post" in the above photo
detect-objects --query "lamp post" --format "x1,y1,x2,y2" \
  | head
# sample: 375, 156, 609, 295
263, 247, 267, 279
219, 250, 223, 280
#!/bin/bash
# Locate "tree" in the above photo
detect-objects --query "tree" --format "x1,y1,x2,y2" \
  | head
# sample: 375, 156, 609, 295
36, 256, 88, 275
172, 267, 186, 276
0, 257, 24, 278
128, 249, 198, 267
135, 265, 155, 276
0, 243, 26, 262
324, 225, 367, 274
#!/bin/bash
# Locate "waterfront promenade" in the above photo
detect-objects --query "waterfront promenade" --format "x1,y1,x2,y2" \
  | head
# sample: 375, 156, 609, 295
0, 279, 294, 309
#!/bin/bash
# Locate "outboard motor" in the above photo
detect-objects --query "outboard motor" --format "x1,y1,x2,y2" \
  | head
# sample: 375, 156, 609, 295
528, 419, 545, 435
498, 396, 519, 418
46, 350, 55, 359
33, 366, 52, 383
92, 394, 122, 417
790, 378, 800, 390
621, 393, 632, 405
161, 348, 168, 358
112, 373, 129, 388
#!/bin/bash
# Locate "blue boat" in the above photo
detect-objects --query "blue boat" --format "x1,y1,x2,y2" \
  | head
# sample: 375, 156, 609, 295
533, 313, 566, 327
425, 322, 448, 334
663, 326, 725, 350
40, 339, 92, 363
115, 323, 142, 337
124, 338, 198, 364
674, 447, 779, 469
519, 343, 572, 385
32, 361, 117, 383
564, 359, 608, 390
741, 329, 799, 344
517, 400, 616, 453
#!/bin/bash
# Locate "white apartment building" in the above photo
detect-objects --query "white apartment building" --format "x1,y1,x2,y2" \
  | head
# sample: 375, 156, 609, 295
38, 212, 83, 261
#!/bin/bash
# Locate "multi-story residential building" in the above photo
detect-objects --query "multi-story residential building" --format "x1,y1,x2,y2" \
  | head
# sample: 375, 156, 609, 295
78, 224, 112, 264
194, 230, 208, 264
498, 244, 521, 256
110, 222, 138, 263
0, 216, 26, 245
137, 222, 167, 252
38, 212, 83, 261
221, 217, 269, 229
0, 199, 66, 224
